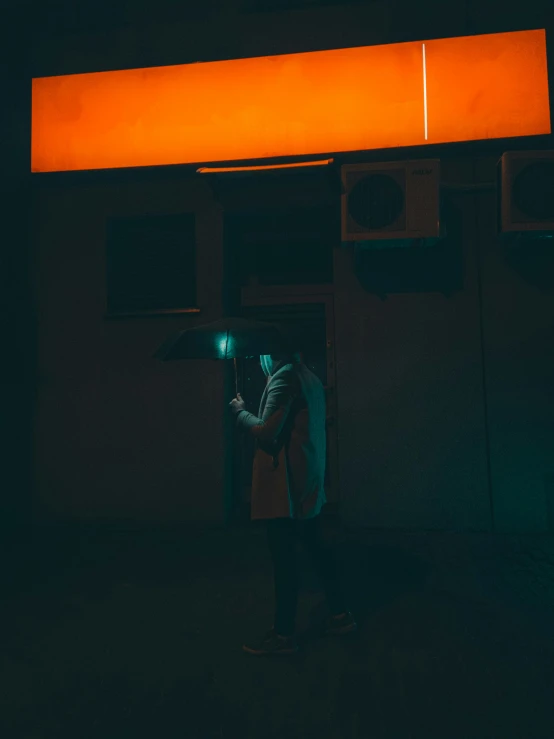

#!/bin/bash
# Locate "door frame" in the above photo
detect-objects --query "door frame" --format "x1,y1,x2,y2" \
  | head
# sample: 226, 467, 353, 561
240, 285, 340, 515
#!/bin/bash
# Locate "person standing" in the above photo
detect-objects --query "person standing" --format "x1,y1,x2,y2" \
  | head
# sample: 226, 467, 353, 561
229, 352, 356, 656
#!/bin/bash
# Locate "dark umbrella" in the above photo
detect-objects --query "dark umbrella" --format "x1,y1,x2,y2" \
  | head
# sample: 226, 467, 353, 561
153, 317, 288, 394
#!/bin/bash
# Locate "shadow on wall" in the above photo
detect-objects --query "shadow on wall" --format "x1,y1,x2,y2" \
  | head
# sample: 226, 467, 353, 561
351, 195, 464, 299
502, 236, 554, 293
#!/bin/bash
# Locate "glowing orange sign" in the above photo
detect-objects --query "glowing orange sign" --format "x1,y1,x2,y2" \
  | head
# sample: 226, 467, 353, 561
31, 29, 550, 173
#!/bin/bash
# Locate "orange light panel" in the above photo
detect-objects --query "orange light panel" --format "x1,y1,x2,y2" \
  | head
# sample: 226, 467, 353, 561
32, 29, 550, 173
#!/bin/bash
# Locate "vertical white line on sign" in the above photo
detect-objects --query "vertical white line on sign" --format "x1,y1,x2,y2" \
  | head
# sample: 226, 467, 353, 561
422, 43, 428, 141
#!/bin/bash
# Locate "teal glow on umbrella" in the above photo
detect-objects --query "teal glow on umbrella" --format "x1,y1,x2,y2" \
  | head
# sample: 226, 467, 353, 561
217, 332, 238, 392
154, 317, 288, 396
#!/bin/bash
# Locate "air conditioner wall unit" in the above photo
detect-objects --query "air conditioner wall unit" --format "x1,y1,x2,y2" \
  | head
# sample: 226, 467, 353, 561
498, 150, 554, 238
341, 159, 441, 243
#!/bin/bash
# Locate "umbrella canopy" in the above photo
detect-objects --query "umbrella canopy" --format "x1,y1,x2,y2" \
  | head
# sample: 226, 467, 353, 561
153, 317, 289, 362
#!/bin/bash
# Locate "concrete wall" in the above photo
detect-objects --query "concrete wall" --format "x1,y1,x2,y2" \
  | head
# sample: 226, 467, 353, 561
31, 178, 226, 523
475, 158, 554, 532
334, 149, 554, 533
334, 160, 492, 531
2, 23, 36, 527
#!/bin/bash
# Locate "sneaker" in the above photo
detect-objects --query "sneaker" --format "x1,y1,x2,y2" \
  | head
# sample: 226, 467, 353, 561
242, 628, 300, 656
324, 611, 358, 636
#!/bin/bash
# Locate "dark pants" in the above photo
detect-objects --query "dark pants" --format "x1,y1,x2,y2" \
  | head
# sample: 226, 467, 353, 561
266, 515, 347, 637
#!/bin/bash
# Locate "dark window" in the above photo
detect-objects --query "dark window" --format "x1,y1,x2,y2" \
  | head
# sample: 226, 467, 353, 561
106, 213, 196, 316
225, 205, 337, 293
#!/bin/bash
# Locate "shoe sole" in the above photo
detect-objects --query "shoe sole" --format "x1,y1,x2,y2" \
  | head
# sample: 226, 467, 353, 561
324, 622, 358, 636
242, 645, 300, 656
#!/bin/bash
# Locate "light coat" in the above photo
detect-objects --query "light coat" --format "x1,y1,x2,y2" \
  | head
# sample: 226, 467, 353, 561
236, 360, 327, 520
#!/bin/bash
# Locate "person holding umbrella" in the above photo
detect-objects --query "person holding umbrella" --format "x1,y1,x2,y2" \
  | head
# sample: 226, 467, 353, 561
229, 350, 357, 656
155, 318, 356, 655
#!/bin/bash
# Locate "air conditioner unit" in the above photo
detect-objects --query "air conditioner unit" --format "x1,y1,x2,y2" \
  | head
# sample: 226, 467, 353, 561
341, 160, 441, 244
498, 151, 554, 238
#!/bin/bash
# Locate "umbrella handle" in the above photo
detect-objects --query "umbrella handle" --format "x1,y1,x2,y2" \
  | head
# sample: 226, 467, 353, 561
234, 357, 238, 396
